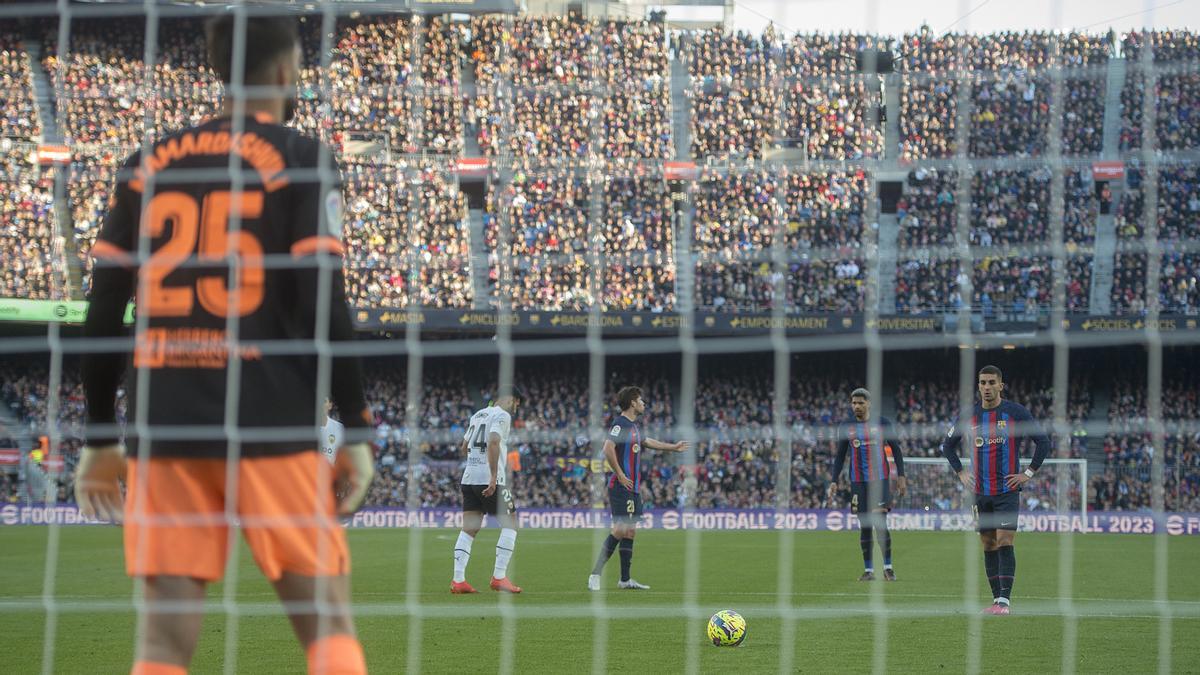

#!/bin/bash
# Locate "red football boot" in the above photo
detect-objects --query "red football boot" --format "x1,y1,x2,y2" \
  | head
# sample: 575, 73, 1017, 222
450, 580, 478, 594
490, 577, 522, 594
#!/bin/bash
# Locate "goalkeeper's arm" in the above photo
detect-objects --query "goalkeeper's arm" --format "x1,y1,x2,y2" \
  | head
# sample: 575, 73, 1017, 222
78, 258, 135, 522
293, 239, 374, 514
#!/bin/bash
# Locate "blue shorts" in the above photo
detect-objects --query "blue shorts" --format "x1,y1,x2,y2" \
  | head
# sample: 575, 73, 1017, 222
974, 491, 1020, 531
609, 483, 643, 523
851, 480, 892, 514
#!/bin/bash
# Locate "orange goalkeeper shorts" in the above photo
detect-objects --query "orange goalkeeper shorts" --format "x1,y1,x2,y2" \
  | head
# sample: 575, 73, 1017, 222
123, 452, 349, 581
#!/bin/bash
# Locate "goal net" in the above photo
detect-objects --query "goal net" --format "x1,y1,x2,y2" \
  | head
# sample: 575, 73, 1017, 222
900, 457, 1088, 529
0, 0, 1196, 674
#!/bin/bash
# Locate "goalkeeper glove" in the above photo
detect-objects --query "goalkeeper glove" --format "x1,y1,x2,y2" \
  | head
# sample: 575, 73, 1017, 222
74, 444, 127, 523
334, 442, 375, 516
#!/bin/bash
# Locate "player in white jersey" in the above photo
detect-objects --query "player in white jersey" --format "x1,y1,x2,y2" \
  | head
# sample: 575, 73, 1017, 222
321, 399, 345, 465
451, 386, 524, 594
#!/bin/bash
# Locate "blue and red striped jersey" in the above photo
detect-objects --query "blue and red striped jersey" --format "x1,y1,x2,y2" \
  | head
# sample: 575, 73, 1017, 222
940, 400, 1051, 496
832, 417, 903, 482
606, 415, 642, 491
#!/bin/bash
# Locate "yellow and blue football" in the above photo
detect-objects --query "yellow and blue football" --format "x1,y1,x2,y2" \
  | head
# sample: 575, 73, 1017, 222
707, 609, 747, 647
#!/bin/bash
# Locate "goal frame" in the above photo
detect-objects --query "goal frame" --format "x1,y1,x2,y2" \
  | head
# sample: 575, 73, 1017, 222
902, 457, 1088, 524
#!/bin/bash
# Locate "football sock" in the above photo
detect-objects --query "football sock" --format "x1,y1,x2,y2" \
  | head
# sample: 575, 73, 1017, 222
878, 523, 892, 568
618, 538, 634, 582
984, 549, 1001, 599
131, 662, 187, 675
453, 531, 474, 583
494, 528, 517, 578
592, 534, 619, 575
859, 525, 874, 571
997, 545, 1015, 604
306, 634, 366, 675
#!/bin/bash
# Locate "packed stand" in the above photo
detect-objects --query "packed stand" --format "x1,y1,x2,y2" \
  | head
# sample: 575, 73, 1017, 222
899, 27, 1111, 159
44, 18, 220, 149
485, 166, 593, 310
0, 143, 67, 299
896, 26, 960, 159
601, 169, 676, 311
487, 165, 676, 312
781, 33, 886, 160
1119, 30, 1200, 152
1112, 251, 1200, 316
1059, 33, 1110, 156
6, 355, 1198, 513
468, 16, 593, 157
0, 30, 41, 140
895, 165, 1096, 315
66, 150, 121, 290
1111, 161, 1200, 315
294, 16, 464, 155
692, 168, 867, 313
468, 16, 592, 158
1094, 367, 1200, 511
687, 27, 781, 158
340, 157, 472, 309
466, 17, 671, 158
598, 19, 672, 158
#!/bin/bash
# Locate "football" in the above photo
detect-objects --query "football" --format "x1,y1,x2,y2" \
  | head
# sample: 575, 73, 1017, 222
707, 610, 747, 647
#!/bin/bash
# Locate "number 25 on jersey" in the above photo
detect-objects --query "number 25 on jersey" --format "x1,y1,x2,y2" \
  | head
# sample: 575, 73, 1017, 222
142, 190, 265, 318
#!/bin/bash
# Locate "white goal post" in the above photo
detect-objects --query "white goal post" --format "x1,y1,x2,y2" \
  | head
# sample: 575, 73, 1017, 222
901, 457, 1088, 525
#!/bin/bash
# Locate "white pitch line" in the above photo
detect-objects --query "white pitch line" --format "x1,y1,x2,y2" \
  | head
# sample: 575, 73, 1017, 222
3, 600, 1200, 620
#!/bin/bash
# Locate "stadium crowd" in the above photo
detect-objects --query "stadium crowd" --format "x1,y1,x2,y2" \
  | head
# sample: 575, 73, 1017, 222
0, 16, 1198, 518
468, 16, 672, 159
1, 31, 41, 139
1093, 366, 1200, 511
1119, 30, 1200, 152
782, 33, 886, 160
7, 353, 1197, 516
895, 165, 1098, 316
44, 19, 220, 149
686, 27, 780, 159
340, 157, 473, 308
1111, 162, 1200, 315
897, 27, 1110, 160
0, 16, 1195, 317
0, 144, 66, 299
691, 168, 868, 313
484, 165, 675, 313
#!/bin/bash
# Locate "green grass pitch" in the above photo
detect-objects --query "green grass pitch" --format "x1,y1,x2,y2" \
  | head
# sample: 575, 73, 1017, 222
1, 527, 1197, 673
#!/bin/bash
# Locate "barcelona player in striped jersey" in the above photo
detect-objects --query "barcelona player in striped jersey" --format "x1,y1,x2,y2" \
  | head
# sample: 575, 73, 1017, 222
940, 365, 1051, 615
588, 386, 689, 591
829, 388, 906, 581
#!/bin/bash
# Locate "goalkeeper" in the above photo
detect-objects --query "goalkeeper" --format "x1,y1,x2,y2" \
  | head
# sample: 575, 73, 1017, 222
76, 16, 375, 675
